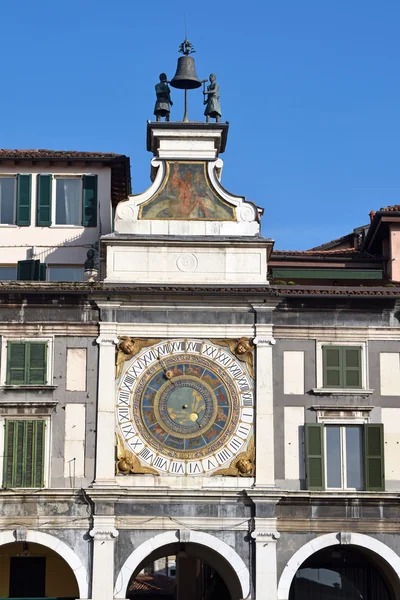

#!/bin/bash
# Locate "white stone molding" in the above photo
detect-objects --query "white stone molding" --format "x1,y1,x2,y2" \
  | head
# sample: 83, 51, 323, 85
114, 323, 255, 339
277, 532, 400, 600
112, 155, 260, 237
0, 529, 88, 598
207, 160, 258, 223
114, 529, 250, 600
115, 159, 165, 226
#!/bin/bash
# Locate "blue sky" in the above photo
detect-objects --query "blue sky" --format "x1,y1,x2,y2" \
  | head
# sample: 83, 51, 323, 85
1, 0, 399, 249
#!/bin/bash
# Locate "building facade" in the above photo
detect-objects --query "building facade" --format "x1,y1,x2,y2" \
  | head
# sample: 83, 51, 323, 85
0, 121, 399, 600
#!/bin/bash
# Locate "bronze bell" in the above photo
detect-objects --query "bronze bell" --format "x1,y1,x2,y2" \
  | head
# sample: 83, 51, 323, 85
170, 55, 202, 90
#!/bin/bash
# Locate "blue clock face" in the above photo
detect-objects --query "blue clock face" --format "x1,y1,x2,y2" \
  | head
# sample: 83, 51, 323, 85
117, 340, 254, 476
140, 363, 231, 455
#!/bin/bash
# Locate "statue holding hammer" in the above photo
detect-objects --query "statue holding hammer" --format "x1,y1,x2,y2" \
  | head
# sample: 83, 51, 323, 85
203, 74, 221, 122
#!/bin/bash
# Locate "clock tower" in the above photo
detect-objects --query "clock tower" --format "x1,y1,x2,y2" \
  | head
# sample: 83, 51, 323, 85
93, 118, 276, 600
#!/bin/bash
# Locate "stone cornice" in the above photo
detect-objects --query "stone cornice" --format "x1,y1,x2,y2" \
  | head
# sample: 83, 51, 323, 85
273, 325, 400, 340
0, 323, 98, 336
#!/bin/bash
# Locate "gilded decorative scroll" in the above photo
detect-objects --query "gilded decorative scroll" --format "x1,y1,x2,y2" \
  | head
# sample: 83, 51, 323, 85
116, 434, 159, 475
210, 337, 255, 379
212, 437, 255, 477
116, 337, 161, 378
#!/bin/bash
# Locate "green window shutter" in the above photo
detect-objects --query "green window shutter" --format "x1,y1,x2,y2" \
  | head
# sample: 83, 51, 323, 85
7, 342, 26, 385
305, 423, 325, 490
17, 259, 37, 281
323, 346, 341, 387
82, 175, 98, 227
39, 263, 47, 281
16, 175, 31, 226
365, 424, 385, 491
3, 420, 45, 488
36, 174, 52, 226
27, 342, 47, 385
344, 347, 362, 388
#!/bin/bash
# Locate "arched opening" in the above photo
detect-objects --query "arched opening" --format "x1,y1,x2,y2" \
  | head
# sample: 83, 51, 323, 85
125, 542, 241, 600
289, 546, 394, 600
0, 541, 79, 599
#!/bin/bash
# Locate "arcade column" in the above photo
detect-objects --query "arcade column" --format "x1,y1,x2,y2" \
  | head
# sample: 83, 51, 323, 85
251, 518, 280, 600
90, 516, 119, 600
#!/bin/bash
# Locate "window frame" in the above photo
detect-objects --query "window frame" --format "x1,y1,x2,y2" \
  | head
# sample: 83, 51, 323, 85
53, 175, 83, 227
324, 423, 364, 491
0, 415, 51, 488
305, 419, 385, 491
0, 337, 54, 388
314, 340, 371, 394
0, 176, 17, 226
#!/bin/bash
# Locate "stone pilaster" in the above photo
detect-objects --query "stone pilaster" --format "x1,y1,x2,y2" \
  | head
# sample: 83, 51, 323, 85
90, 516, 119, 600
253, 318, 276, 486
251, 518, 280, 600
94, 326, 118, 485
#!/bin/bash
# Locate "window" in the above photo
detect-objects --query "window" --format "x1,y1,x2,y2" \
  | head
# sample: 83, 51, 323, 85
6, 341, 47, 385
48, 266, 84, 282
56, 178, 82, 225
305, 423, 384, 491
325, 425, 363, 489
3, 420, 46, 487
314, 342, 370, 393
37, 174, 98, 227
0, 266, 17, 280
323, 345, 362, 388
0, 175, 31, 226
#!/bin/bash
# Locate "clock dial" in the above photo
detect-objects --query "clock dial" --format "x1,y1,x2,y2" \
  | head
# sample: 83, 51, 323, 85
116, 339, 254, 476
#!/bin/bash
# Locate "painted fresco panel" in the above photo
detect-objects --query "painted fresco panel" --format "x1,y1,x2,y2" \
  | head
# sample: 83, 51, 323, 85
139, 161, 236, 220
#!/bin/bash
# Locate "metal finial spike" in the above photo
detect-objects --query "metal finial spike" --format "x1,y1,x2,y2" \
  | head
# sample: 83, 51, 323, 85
178, 38, 196, 55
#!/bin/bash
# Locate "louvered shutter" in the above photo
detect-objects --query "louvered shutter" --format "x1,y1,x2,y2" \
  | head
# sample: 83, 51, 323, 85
365, 424, 385, 491
39, 263, 47, 281
82, 175, 97, 227
36, 175, 52, 226
28, 342, 47, 384
3, 420, 45, 488
16, 175, 31, 226
344, 347, 362, 388
17, 259, 37, 281
7, 342, 26, 384
305, 423, 325, 490
323, 346, 341, 387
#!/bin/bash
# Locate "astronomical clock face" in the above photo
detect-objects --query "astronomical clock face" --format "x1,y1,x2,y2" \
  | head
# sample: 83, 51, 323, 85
116, 339, 254, 476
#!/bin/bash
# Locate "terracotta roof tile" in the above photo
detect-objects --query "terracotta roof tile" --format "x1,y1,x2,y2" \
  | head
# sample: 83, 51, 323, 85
272, 248, 368, 259
379, 204, 400, 212
128, 574, 175, 595
0, 149, 124, 159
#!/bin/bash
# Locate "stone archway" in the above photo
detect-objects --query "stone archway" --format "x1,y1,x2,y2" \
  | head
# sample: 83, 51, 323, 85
114, 530, 250, 600
277, 532, 400, 600
0, 530, 89, 599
